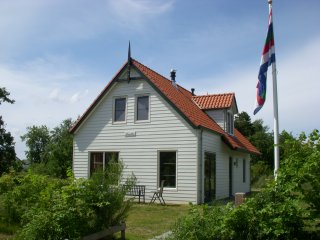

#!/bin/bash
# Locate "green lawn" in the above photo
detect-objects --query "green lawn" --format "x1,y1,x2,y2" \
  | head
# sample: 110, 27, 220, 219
0, 203, 191, 240
116, 203, 190, 240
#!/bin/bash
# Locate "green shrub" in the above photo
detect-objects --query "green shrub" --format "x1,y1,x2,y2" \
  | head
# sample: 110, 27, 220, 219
170, 130, 320, 239
0, 169, 67, 224
170, 186, 305, 240
251, 161, 273, 188
0, 160, 135, 239
169, 203, 230, 240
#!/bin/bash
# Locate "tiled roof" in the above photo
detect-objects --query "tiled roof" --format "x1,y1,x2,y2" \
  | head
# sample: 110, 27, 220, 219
70, 58, 260, 155
192, 93, 234, 110
132, 59, 225, 135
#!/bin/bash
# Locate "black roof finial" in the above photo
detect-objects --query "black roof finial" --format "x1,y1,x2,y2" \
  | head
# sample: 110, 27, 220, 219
128, 41, 131, 63
127, 41, 131, 82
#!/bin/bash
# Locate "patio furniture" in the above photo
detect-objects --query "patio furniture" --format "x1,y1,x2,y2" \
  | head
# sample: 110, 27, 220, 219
123, 184, 146, 203
150, 180, 166, 205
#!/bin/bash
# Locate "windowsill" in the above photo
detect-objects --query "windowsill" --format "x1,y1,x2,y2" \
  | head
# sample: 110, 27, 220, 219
135, 119, 150, 124
113, 121, 127, 125
162, 187, 178, 192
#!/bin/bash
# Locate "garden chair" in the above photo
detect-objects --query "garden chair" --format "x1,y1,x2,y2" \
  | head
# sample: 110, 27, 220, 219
150, 180, 166, 205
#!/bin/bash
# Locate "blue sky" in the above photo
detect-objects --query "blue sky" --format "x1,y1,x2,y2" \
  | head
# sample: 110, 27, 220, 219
1, 0, 319, 159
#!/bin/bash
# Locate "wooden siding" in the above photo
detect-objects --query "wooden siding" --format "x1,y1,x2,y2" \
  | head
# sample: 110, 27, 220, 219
205, 109, 225, 131
73, 79, 199, 204
202, 130, 250, 200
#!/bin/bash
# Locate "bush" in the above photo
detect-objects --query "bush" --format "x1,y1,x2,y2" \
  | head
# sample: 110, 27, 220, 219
0, 169, 67, 224
0, 160, 136, 239
251, 161, 273, 188
168, 203, 229, 240
169, 130, 320, 239
170, 185, 306, 240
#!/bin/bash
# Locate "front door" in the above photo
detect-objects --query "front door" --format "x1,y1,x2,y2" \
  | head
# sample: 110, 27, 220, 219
204, 152, 216, 203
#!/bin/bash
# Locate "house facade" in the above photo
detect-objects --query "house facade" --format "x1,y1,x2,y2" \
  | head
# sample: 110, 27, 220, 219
70, 58, 259, 204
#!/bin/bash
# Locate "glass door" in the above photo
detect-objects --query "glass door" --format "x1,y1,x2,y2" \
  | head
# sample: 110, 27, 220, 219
204, 152, 216, 203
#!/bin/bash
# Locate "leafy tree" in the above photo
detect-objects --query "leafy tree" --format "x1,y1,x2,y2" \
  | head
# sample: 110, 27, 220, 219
21, 119, 74, 178
0, 87, 18, 175
21, 125, 50, 164
235, 112, 274, 169
278, 129, 320, 218
249, 129, 274, 166
44, 119, 74, 178
234, 111, 254, 137
0, 87, 15, 105
0, 117, 17, 175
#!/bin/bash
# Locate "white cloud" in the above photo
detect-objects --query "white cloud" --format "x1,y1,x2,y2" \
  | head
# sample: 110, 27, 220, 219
0, 55, 104, 159
0, 0, 174, 58
109, 0, 173, 28
70, 90, 89, 104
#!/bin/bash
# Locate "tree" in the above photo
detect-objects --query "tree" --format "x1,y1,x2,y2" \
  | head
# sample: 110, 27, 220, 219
278, 129, 320, 218
21, 125, 50, 164
234, 111, 254, 137
0, 117, 17, 175
235, 112, 274, 167
21, 119, 74, 178
44, 119, 74, 178
0, 87, 17, 175
0, 87, 15, 105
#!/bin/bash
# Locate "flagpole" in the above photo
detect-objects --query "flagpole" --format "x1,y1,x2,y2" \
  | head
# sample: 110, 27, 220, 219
268, 0, 280, 179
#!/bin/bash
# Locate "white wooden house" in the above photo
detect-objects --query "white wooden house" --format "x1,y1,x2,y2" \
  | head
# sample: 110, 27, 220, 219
70, 58, 259, 204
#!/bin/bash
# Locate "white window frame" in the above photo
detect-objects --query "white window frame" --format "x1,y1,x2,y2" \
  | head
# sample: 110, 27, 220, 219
113, 96, 127, 124
226, 111, 234, 135
158, 150, 178, 190
135, 94, 150, 123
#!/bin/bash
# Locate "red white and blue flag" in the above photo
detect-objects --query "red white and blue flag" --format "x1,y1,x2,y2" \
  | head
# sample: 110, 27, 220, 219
254, 8, 276, 115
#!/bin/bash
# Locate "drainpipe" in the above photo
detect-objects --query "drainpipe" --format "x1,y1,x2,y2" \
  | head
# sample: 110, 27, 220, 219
197, 128, 203, 204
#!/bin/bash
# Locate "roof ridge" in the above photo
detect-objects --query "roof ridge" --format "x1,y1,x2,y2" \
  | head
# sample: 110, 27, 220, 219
192, 92, 235, 98
132, 58, 193, 96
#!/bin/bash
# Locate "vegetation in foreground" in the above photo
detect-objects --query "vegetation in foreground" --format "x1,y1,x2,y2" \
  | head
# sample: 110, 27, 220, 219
169, 130, 320, 240
117, 204, 190, 240
0, 161, 135, 240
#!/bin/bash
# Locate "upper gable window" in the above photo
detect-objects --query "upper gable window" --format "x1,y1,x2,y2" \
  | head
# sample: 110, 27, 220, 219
114, 97, 127, 122
226, 111, 234, 135
136, 95, 149, 121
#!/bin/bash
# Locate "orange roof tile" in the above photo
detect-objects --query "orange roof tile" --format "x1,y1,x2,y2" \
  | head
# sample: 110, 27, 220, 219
70, 58, 260, 155
192, 93, 234, 110
132, 59, 225, 135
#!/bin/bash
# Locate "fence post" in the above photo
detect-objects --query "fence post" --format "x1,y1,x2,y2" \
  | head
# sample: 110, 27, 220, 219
235, 192, 245, 206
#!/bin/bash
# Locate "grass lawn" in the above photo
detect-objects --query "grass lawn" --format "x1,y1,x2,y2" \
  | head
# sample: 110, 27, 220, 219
116, 203, 191, 240
0, 234, 13, 240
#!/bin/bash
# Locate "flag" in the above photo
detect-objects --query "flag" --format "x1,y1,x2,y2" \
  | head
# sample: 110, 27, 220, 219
254, 8, 276, 115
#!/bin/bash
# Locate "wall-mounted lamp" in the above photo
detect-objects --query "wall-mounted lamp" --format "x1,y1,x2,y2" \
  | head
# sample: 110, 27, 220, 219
234, 159, 238, 167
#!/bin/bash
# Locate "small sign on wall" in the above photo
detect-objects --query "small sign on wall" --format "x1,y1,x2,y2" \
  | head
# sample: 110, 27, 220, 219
125, 131, 136, 137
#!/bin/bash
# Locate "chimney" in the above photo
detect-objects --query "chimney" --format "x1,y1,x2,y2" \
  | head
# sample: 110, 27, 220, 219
170, 69, 177, 87
191, 88, 195, 96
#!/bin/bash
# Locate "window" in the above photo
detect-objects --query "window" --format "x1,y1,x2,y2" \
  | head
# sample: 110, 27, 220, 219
136, 95, 149, 121
226, 111, 234, 135
114, 98, 126, 122
243, 159, 246, 183
89, 152, 119, 176
159, 151, 176, 188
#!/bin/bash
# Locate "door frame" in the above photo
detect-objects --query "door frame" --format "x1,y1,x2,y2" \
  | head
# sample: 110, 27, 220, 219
204, 151, 216, 203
